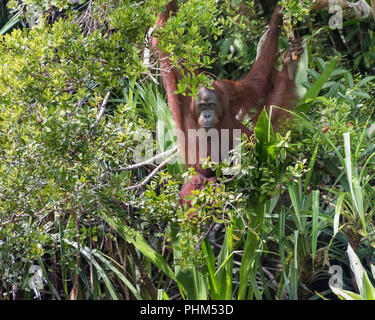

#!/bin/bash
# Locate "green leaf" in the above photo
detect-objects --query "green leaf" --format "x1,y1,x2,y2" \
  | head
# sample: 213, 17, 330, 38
101, 213, 177, 283
362, 273, 375, 300
237, 202, 265, 300
343, 133, 366, 234
351, 90, 371, 100
331, 68, 349, 77
315, 57, 326, 71
333, 193, 345, 236
302, 60, 337, 102
93, 251, 142, 300
357, 76, 375, 87
65, 240, 119, 300
0, 11, 22, 35
344, 72, 354, 89
201, 238, 220, 299
294, 42, 309, 98
288, 184, 302, 231
330, 285, 363, 300
304, 140, 319, 194
254, 109, 275, 162
311, 190, 319, 265
170, 223, 207, 300
347, 244, 375, 300
174, 266, 208, 300
157, 289, 170, 300
216, 227, 234, 300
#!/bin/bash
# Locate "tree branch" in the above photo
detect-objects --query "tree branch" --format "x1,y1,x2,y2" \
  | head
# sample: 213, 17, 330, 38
125, 153, 177, 190
112, 146, 178, 172
127, 243, 158, 299
90, 91, 111, 132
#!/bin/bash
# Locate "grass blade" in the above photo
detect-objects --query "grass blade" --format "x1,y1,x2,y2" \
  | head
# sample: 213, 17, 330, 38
58, 216, 68, 297
294, 41, 308, 98
93, 251, 142, 300
101, 213, 177, 283
303, 60, 337, 101
157, 289, 170, 300
311, 190, 320, 265
201, 238, 219, 299
343, 133, 366, 233
66, 240, 119, 300
0, 11, 22, 35
333, 193, 345, 236
238, 202, 265, 300
288, 184, 302, 230
304, 140, 320, 195
37, 257, 61, 300
330, 286, 362, 300
347, 244, 375, 299
216, 226, 234, 299
357, 76, 375, 87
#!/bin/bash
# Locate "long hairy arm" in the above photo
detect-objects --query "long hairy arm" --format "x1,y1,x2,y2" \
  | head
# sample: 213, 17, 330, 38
234, 5, 283, 118
149, 0, 183, 130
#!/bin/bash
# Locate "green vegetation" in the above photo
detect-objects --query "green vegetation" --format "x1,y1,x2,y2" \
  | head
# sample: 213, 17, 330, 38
0, 0, 374, 300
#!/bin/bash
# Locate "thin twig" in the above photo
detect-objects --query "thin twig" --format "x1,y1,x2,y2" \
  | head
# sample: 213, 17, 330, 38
221, 173, 238, 184
112, 146, 178, 172
261, 266, 279, 290
125, 153, 177, 190
90, 91, 111, 132
194, 220, 216, 250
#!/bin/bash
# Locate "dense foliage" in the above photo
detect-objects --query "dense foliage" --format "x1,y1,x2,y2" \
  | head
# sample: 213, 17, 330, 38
0, 0, 374, 300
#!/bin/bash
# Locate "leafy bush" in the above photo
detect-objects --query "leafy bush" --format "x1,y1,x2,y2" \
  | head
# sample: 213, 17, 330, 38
0, 0, 374, 300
